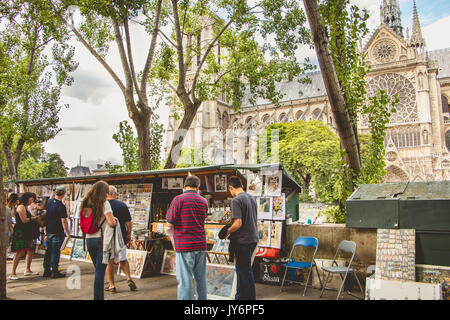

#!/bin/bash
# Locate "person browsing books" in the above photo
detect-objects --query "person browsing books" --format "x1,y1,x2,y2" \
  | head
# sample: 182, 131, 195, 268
105, 185, 137, 293
166, 175, 209, 300
43, 186, 70, 278
226, 176, 258, 300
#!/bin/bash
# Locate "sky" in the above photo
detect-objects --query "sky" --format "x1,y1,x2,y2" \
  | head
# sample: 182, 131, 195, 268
42, 0, 450, 171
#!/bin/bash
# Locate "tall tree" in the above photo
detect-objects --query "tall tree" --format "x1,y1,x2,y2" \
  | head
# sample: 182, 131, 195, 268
302, 0, 361, 184
160, 0, 313, 168
48, 0, 165, 170
0, 0, 78, 187
304, 0, 397, 195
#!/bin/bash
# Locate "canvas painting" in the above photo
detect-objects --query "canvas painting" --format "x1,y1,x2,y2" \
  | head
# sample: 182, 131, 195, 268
206, 264, 237, 300
119, 249, 147, 278
270, 221, 283, 249
247, 171, 263, 196
257, 197, 273, 220
257, 221, 271, 247
160, 250, 177, 276
264, 171, 282, 197
272, 194, 286, 220
71, 238, 88, 262
168, 178, 184, 190
214, 175, 227, 193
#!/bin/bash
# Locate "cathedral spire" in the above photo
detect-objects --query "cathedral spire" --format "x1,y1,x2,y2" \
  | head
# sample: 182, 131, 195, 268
409, 0, 426, 49
380, 0, 404, 38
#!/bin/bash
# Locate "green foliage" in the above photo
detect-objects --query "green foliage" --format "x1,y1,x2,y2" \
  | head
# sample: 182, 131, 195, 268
318, 205, 345, 224
112, 120, 140, 172
112, 114, 165, 172
175, 147, 212, 168
17, 152, 67, 180
0, 0, 78, 180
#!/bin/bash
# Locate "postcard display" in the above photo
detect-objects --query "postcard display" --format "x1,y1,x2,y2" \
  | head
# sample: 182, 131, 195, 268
250, 170, 286, 251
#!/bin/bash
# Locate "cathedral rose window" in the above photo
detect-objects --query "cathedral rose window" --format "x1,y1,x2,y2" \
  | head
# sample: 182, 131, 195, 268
362, 73, 418, 126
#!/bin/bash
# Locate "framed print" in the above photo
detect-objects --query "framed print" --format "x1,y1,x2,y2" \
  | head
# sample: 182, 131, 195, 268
214, 175, 227, 193
247, 171, 262, 197
206, 263, 237, 300
60, 238, 74, 260
119, 249, 147, 279
257, 221, 271, 247
270, 221, 283, 249
264, 171, 282, 197
71, 238, 88, 261
272, 194, 286, 220
168, 178, 184, 190
257, 197, 273, 220
160, 249, 177, 276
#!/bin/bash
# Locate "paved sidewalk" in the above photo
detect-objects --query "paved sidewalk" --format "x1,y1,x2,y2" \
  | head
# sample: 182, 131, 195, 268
5, 255, 360, 300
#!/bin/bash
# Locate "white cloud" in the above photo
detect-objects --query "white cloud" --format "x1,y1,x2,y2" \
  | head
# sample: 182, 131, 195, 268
423, 15, 450, 51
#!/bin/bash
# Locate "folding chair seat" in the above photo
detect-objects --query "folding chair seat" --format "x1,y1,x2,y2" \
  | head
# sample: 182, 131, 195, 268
280, 237, 322, 296
319, 240, 364, 300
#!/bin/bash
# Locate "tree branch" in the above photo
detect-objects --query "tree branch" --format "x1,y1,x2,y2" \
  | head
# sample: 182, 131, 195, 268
191, 18, 234, 102
140, 0, 163, 100
172, 0, 187, 91
47, 0, 126, 95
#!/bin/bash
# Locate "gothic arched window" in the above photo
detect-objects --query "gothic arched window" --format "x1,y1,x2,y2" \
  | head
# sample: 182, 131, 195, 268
446, 131, 450, 152
296, 111, 303, 120
312, 109, 321, 120
279, 113, 288, 123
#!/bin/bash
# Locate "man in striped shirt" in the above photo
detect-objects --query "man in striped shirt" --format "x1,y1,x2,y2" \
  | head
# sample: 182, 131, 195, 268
166, 175, 208, 300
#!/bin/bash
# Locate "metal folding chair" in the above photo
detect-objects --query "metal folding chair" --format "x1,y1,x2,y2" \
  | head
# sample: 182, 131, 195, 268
280, 237, 322, 296
319, 240, 364, 300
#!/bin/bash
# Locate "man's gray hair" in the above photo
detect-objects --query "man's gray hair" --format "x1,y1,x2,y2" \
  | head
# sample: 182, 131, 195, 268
108, 185, 118, 196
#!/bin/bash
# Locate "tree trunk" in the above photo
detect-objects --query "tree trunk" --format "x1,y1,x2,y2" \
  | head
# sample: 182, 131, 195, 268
164, 103, 201, 169
2, 142, 16, 190
303, 0, 361, 179
0, 147, 7, 300
130, 102, 152, 171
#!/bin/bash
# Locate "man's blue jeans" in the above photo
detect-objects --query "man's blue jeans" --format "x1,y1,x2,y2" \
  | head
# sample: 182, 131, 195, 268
86, 237, 107, 300
43, 234, 64, 273
175, 250, 207, 300
234, 242, 257, 300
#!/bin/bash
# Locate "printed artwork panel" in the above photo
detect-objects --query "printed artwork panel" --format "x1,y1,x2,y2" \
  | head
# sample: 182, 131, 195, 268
206, 264, 236, 300
257, 197, 273, 220
160, 250, 177, 276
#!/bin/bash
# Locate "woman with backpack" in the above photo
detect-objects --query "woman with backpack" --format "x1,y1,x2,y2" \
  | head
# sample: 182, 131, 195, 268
80, 180, 117, 300
9, 192, 42, 280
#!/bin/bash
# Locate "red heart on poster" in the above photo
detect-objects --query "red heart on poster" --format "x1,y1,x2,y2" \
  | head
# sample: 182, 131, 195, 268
270, 265, 279, 274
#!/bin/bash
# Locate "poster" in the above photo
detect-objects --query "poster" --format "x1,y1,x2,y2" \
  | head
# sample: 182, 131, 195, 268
257, 221, 271, 247
257, 197, 273, 220
160, 250, 177, 276
264, 171, 282, 197
247, 171, 262, 196
272, 194, 286, 220
71, 238, 88, 262
168, 178, 184, 190
119, 249, 147, 279
214, 175, 227, 193
161, 178, 168, 189
206, 264, 237, 300
270, 221, 283, 249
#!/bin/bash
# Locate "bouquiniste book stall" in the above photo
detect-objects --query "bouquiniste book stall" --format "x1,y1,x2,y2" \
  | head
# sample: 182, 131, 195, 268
16, 163, 301, 299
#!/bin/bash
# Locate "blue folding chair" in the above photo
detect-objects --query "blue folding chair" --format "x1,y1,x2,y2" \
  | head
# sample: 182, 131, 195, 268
280, 237, 322, 296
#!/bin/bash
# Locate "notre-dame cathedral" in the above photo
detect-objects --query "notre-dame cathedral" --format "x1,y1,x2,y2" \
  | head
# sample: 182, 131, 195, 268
165, 0, 450, 183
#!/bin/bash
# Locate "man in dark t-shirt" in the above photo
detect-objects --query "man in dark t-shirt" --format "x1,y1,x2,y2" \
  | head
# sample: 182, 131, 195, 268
226, 176, 258, 300
105, 186, 137, 292
43, 186, 70, 278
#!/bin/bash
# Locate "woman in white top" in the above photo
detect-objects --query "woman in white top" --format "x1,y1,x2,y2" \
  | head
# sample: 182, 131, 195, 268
80, 180, 116, 300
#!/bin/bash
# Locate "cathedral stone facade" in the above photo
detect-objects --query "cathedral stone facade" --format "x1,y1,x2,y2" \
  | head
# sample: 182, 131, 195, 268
165, 0, 450, 183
